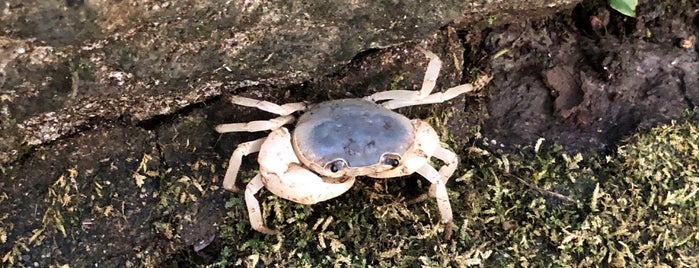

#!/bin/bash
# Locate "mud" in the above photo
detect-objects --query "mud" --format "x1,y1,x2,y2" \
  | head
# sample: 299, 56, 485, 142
479, 3, 698, 152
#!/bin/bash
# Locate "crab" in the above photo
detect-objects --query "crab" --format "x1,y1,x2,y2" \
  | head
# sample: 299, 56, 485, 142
216, 49, 491, 238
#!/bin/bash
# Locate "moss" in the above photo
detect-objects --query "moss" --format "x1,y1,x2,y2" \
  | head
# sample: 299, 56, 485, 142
572, 121, 698, 266
215, 120, 698, 267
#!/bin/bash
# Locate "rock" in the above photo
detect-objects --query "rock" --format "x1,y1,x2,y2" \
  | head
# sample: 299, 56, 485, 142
0, 0, 579, 164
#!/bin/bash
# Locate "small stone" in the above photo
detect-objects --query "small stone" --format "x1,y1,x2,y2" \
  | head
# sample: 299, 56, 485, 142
678, 37, 694, 49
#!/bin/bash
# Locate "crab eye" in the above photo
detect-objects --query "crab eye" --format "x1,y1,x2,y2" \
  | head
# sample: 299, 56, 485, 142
325, 159, 348, 173
381, 153, 401, 167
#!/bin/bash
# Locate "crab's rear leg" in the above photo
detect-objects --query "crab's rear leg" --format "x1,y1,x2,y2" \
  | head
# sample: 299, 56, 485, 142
216, 95, 307, 133
365, 48, 491, 110
376, 74, 491, 109
366, 48, 442, 103
215, 115, 296, 133
228, 95, 307, 115
215, 96, 307, 189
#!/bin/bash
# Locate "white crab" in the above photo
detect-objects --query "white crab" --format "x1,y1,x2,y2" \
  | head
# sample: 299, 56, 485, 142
216, 49, 490, 238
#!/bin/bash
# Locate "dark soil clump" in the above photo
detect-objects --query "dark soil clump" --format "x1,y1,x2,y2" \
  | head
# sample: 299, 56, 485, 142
478, 1, 697, 153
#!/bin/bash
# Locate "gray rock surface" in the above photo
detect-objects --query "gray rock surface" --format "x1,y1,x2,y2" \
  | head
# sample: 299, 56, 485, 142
0, 0, 578, 164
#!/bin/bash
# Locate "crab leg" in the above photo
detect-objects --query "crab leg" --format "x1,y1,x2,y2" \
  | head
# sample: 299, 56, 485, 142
215, 115, 296, 133
377, 74, 491, 109
365, 47, 492, 110
216, 95, 308, 133
418, 49, 442, 97
244, 173, 277, 234
433, 146, 459, 181
221, 137, 266, 192
415, 163, 455, 239
366, 48, 442, 103
414, 146, 459, 200
378, 83, 480, 110
382, 74, 492, 109
229, 95, 307, 115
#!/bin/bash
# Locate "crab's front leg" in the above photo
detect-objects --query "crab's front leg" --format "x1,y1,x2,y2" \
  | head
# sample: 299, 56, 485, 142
243, 173, 276, 234
244, 127, 356, 234
414, 146, 458, 239
405, 120, 458, 239
219, 137, 266, 192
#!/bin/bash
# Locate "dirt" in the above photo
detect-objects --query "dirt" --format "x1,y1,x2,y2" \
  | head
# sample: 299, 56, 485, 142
479, 2, 698, 153
1, 0, 697, 266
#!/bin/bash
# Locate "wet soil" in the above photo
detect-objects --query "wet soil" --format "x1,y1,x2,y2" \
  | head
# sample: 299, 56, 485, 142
479, 2, 698, 153
1, 0, 697, 266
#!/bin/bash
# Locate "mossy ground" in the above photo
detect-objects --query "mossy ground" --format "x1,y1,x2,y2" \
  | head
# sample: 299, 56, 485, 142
208, 117, 698, 267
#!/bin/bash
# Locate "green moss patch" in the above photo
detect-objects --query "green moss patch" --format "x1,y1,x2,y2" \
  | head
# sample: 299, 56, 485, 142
213, 120, 698, 266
